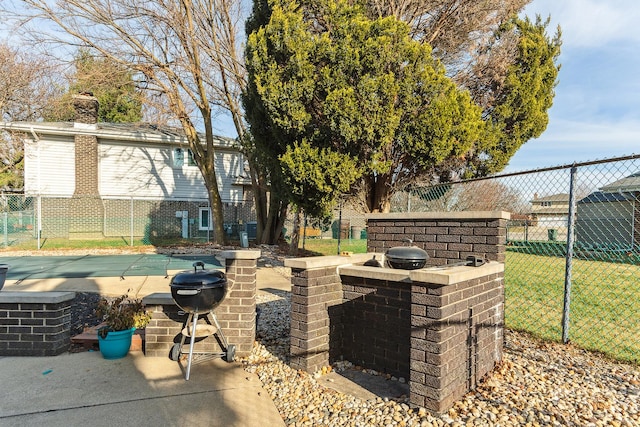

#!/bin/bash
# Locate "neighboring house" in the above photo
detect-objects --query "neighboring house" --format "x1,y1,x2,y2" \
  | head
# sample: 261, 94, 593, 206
0, 94, 252, 240
530, 193, 570, 227
576, 172, 640, 250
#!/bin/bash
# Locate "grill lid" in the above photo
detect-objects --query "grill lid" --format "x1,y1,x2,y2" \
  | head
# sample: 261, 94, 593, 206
385, 245, 428, 261
385, 239, 429, 270
170, 261, 226, 288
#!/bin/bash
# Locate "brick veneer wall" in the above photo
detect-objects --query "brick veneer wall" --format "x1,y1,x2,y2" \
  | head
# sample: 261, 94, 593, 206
144, 250, 259, 358
409, 268, 504, 413
0, 291, 75, 356
338, 276, 412, 378
366, 211, 509, 264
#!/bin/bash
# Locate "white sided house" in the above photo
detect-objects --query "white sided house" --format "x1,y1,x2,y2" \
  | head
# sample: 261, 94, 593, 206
0, 94, 252, 241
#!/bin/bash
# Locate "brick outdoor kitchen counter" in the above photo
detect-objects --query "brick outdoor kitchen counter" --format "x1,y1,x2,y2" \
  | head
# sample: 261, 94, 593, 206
286, 211, 509, 414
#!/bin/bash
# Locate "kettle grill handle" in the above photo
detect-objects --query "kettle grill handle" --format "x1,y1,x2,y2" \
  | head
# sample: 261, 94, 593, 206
192, 261, 205, 271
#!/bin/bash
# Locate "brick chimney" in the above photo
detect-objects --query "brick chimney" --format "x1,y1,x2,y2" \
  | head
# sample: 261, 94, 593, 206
72, 94, 100, 196
73, 92, 99, 130
69, 93, 104, 239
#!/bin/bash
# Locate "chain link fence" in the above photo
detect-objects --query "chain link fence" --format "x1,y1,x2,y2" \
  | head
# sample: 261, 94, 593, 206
0, 194, 257, 248
391, 155, 640, 364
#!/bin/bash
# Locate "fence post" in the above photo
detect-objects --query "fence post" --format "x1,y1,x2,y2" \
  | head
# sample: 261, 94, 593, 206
37, 195, 42, 250
562, 166, 578, 344
3, 212, 7, 248
130, 197, 134, 247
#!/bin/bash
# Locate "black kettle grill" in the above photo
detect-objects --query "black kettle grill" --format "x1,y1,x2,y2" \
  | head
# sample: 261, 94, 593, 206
385, 239, 429, 270
169, 261, 236, 380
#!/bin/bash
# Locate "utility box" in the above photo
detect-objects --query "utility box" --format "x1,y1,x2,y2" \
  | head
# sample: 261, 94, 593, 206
239, 231, 249, 248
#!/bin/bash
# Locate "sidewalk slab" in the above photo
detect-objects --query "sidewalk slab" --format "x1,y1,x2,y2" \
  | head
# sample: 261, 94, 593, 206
0, 351, 284, 427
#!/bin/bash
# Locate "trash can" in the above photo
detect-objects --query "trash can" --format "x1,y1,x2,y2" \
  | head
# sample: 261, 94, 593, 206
547, 229, 557, 241
360, 229, 367, 240
350, 226, 362, 240
331, 220, 350, 239
246, 221, 257, 240
239, 231, 249, 248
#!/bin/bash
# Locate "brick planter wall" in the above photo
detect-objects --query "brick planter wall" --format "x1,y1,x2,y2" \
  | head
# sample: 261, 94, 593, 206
144, 250, 259, 358
0, 291, 75, 356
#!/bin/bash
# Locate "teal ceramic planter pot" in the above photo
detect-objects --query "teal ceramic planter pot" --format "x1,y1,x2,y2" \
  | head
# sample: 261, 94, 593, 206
97, 327, 135, 360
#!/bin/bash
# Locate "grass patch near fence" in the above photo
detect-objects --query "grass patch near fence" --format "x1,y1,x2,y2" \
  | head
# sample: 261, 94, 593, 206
0, 237, 210, 252
294, 238, 368, 256
505, 251, 639, 364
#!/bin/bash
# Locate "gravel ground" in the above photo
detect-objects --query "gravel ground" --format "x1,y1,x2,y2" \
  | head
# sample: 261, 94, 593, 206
245, 290, 640, 427
45, 245, 639, 426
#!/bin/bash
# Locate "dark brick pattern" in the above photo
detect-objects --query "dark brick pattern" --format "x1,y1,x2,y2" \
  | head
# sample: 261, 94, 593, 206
144, 252, 258, 358
410, 273, 504, 413
289, 212, 507, 414
338, 276, 412, 378
290, 266, 343, 373
367, 216, 508, 264
0, 295, 74, 356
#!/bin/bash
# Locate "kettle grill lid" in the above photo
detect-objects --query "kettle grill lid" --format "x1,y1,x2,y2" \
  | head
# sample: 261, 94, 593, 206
170, 261, 226, 288
385, 245, 428, 261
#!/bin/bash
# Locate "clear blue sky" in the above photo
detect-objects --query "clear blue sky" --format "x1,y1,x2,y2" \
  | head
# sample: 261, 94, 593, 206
506, 0, 640, 172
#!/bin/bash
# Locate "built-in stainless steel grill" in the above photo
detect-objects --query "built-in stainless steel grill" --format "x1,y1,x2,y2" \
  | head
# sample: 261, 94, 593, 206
169, 261, 235, 380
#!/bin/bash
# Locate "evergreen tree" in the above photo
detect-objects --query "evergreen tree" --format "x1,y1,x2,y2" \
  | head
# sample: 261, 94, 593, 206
46, 49, 143, 123
244, 0, 485, 213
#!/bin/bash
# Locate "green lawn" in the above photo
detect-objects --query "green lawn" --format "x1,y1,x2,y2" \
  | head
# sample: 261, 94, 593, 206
505, 251, 639, 363
295, 238, 368, 256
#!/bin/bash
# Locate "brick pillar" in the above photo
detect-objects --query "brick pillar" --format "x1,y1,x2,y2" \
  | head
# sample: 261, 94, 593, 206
220, 250, 260, 357
69, 93, 104, 239
289, 265, 343, 373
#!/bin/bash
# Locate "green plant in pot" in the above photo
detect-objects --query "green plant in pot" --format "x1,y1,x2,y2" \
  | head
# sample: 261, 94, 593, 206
95, 294, 151, 359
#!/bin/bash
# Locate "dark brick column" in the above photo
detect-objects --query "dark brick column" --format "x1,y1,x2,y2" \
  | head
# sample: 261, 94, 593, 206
286, 254, 372, 373
220, 249, 260, 357
69, 93, 104, 239
409, 266, 504, 413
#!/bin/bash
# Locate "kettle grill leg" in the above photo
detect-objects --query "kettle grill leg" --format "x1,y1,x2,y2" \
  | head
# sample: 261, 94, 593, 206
185, 312, 197, 380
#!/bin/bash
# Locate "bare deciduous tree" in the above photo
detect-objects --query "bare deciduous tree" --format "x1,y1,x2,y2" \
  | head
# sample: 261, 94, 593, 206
4, 0, 249, 243
361, 0, 528, 72
0, 42, 64, 190
0, 42, 62, 122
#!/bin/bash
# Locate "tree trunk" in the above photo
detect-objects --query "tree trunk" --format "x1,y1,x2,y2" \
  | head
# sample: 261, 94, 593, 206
289, 207, 301, 256
208, 186, 226, 244
365, 173, 394, 213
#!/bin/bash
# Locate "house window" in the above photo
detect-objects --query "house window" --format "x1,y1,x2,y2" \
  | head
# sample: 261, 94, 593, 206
199, 207, 213, 230
541, 201, 552, 207
173, 148, 197, 168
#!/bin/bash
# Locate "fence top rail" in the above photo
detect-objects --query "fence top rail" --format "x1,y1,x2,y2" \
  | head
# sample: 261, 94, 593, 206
421, 153, 640, 188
